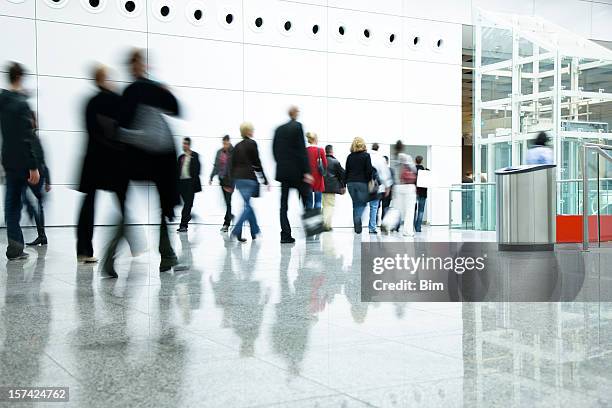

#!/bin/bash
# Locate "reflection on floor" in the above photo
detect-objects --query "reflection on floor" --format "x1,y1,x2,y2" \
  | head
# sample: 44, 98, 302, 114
1, 225, 611, 407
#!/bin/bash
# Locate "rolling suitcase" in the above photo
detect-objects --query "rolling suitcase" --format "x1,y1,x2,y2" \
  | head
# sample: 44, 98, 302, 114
302, 208, 325, 236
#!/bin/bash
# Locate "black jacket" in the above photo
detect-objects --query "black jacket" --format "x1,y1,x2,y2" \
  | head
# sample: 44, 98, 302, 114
80, 87, 127, 193
210, 146, 233, 187
416, 164, 428, 198
272, 120, 310, 185
231, 138, 268, 184
323, 154, 345, 194
344, 151, 373, 184
178, 151, 202, 193
0, 89, 39, 172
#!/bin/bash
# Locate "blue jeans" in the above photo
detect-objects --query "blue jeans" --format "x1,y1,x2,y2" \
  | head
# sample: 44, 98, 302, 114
233, 179, 260, 238
414, 196, 427, 232
369, 198, 381, 232
5, 170, 27, 258
347, 182, 368, 232
306, 191, 322, 210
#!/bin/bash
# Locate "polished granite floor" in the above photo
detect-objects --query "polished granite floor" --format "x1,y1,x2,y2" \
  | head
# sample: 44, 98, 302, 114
1, 225, 612, 407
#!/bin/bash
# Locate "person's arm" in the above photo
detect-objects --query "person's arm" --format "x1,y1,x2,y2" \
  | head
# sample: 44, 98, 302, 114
343, 156, 351, 185
321, 148, 328, 170
272, 129, 280, 162
251, 141, 268, 185
296, 123, 310, 176
365, 154, 373, 181
210, 150, 219, 183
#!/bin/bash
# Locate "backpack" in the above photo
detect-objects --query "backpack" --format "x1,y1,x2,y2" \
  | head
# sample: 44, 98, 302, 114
400, 164, 417, 184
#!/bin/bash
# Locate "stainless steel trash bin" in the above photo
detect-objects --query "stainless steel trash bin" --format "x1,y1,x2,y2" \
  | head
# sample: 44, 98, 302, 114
495, 164, 556, 251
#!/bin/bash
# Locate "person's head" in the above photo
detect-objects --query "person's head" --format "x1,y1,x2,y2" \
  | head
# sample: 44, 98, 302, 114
7, 62, 25, 89
415, 155, 423, 165
182, 137, 192, 153
288, 106, 300, 121
128, 49, 146, 79
222, 134, 231, 150
240, 122, 254, 138
383, 155, 389, 165
372, 143, 380, 152
306, 132, 318, 145
534, 131, 550, 146
350, 137, 367, 153
394, 140, 404, 155
325, 144, 334, 156
93, 65, 108, 89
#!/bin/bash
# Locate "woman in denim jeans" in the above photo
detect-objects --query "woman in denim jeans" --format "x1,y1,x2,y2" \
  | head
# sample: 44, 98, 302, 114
230, 122, 268, 242
343, 137, 373, 234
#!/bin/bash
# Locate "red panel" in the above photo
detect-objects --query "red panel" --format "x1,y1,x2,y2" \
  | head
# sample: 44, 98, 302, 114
556, 215, 612, 243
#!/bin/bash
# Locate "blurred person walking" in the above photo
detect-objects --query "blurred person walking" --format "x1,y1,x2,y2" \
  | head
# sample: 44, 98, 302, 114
273, 106, 314, 244
380, 155, 394, 220
103, 49, 181, 277
322, 145, 345, 231
77, 65, 128, 263
414, 155, 428, 233
368, 143, 392, 234
526, 132, 554, 165
305, 132, 327, 209
385, 141, 417, 237
343, 137, 373, 234
177, 137, 201, 233
209, 135, 234, 232
230, 122, 268, 243
0, 62, 41, 260
22, 124, 51, 247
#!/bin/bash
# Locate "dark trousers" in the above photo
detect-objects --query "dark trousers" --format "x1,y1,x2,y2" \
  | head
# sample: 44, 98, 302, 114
179, 179, 195, 229
23, 175, 46, 237
280, 182, 311, 240
5, 171, 28, 258
414, 196, 427, 232
77, 189, 127, 257
221, 184, 233, 226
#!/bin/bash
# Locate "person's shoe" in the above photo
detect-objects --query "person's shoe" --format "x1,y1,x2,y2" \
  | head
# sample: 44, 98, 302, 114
177, 226, 188, 233
26, 236, 47, 246
220, 225, 229, 233
280, 237, 296, 244
100, 259, 118, 278
160, 256, 179, 272
369, 230, 378, 235
323, 226, 332, 232
7, 252, 29, 261
354, 226, 362, 234
77, 255, 99, 264
231, 232, 247, 243
251, 232, 261, 241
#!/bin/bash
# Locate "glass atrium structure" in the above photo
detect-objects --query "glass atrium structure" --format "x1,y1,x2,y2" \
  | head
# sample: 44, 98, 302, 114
471, 9, 612, 230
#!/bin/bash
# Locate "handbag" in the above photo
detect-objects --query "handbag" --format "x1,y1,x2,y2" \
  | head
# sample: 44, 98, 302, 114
368, 168, 380, 194
119, 104, 174, 153
317, 148, 326, 176
302, 208, 325, 236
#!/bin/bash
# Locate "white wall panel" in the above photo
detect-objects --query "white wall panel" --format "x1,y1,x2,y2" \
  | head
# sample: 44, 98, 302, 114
328, 53, 403, 101
472, 0, 535, 15
403, 18, 462, 65
244, 45, 327, 96
166, 86, 243, 138
0, 0, 34, 19
0, 16, 36, 73
328, 0, 403, 16
38, 131, 87, 186
403, 104, 462, 147
327, 99, 403, 144
36, 0, 147, 32
37, 76, 97, 132
404, 60, 461, 106
404, 0, 471, 25
37, 21, 146, 81
148, 33, 243, 90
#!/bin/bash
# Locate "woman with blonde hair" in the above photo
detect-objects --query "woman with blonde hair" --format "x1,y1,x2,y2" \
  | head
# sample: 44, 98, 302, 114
230, 122, 268, 242
305, 132, 327, 209
343, 137, 373, 234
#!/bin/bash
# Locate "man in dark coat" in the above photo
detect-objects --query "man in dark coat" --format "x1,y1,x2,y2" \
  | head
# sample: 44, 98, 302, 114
209, 135, 234, 232
102, 49, 181, 277
272, 106, 313, 244
177, 137, 202, 232
77, 65, 128, 263
0, 62, 41, 260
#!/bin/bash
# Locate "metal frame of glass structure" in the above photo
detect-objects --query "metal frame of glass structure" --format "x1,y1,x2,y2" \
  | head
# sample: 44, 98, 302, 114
473, 9, 612, 230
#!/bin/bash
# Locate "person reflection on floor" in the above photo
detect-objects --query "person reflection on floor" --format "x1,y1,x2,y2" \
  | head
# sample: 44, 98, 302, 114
210, 242, 269, 357
1, 248, 51, 388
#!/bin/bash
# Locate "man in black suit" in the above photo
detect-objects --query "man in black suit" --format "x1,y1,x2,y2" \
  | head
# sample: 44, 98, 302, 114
272, 106, 314, 244
177, 137, 202, 232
